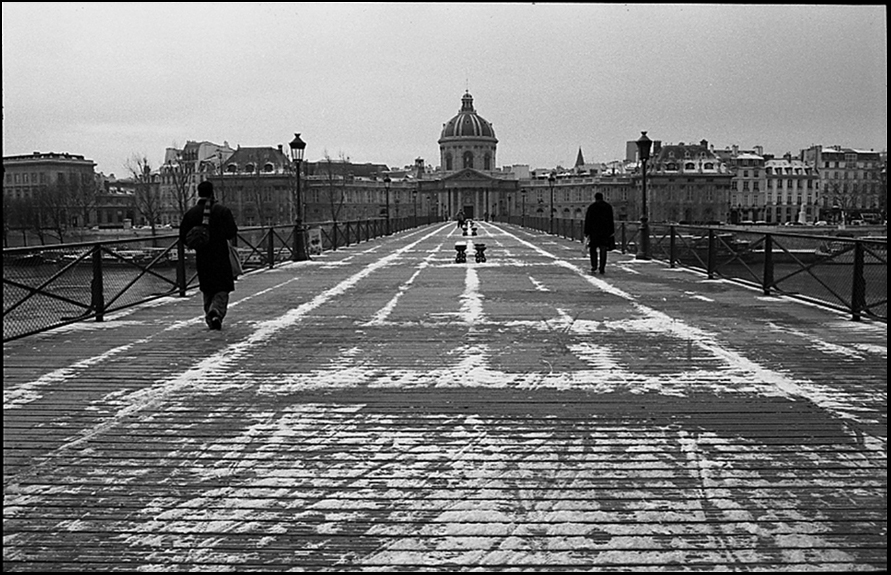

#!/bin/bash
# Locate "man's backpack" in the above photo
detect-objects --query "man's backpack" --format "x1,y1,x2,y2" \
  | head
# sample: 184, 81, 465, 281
184, 200, 211, 249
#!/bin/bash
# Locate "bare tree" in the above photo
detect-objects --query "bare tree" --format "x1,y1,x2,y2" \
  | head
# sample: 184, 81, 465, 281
321, 152, 349, 224
21, 198, 48, 245
126, 154, 163, 233
163, 156, 193, 222
247, 164, 269, 226
37, 181, 72, 243
68, 173, 100, 230
823, 181, 856, 223
3, 197, 32, 246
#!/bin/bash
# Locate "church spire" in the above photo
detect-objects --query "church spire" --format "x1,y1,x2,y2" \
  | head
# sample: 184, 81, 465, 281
575, 147, 585, 167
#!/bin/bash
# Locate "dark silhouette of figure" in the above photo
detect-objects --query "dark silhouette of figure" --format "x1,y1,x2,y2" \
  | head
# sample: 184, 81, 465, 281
583, 192, 616, 274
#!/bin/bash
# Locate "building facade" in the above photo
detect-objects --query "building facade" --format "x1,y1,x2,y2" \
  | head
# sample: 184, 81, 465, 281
763, 156, 820, 224
3, 152, 99, 229
800, 145, 884, 223
642, 140, 734, 224
159, 140, 235, 226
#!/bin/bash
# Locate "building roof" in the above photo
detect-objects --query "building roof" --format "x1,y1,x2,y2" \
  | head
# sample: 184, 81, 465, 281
225, 146, 290, 170
439, 92, 497, 141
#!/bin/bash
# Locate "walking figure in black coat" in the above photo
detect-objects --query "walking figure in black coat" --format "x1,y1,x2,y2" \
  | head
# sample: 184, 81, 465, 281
583, 192, 616, 275
179, 181, 238, 330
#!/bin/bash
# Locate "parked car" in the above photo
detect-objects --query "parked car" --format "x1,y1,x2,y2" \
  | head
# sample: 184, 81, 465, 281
814, 221, 829, 226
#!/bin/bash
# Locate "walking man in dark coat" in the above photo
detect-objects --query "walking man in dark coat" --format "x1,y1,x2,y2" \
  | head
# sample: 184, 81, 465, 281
583, 192, 616, 275
179, 181, 238, 330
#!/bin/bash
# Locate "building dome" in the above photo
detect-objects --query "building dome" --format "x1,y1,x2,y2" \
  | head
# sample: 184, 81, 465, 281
439, 92, 497, 141
439, 92, 498, 173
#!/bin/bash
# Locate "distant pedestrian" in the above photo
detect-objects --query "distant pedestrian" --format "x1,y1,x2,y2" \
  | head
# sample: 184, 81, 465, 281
179, 181, 238, 330
584, 192, 615, 275
456, 210, 466, 230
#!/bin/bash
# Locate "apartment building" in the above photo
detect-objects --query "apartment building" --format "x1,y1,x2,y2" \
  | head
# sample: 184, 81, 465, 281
801, 145, 884, 222
3, 152, 98, 228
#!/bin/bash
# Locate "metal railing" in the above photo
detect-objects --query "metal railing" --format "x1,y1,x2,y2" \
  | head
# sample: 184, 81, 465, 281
3, 216, 431, 342
509, 216, 887, 322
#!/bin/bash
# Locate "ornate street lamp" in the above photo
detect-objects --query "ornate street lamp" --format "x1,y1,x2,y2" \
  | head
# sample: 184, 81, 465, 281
289, 133, 308, 261
548, 171, 556, 234
383, 175, 391, 235
636, 131, 652, 260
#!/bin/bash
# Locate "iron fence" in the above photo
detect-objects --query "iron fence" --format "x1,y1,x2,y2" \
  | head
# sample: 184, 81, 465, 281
3, 216, 425, 342
510, 216, 886, 322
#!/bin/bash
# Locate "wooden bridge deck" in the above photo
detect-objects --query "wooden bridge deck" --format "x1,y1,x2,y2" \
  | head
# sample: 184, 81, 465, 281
3, 222, 886, 572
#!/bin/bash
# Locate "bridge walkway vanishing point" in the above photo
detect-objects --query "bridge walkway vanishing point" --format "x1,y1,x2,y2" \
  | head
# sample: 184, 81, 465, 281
3, 221, 887, 572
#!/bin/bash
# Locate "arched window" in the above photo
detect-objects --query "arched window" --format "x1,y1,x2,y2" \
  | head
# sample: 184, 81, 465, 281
484, 153, 491, 170
685, 162, 695, 171
264, 163, 274, 173
704, 163, 714, 170
445, 153, 453, 171
245, 164, 255, 173
463, 151, 474, 169
227, 164, 238, 173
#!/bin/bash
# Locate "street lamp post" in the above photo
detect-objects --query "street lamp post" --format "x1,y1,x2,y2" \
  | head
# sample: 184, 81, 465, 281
289, 133, 308, 261
636, 131, 652, 260
548, 171, 556, 234
383, 175, 391, 235
522, 191, 527, 228
413, 188, 418, 227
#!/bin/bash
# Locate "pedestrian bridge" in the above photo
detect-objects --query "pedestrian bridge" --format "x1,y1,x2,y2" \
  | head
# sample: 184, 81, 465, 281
3, 222, 886, 571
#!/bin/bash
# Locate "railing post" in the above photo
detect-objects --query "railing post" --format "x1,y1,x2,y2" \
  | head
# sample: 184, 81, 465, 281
91, 244, 105, 322
707, 229, 716, 279
852, 241, 866, 321
332, 222, 339, 251
762, 233, 774, 295
291, 221, 300, 262
176, 240, 186, 297
669, 227, 677, 268
620, 223, 627, 254
267, 227, 275, 269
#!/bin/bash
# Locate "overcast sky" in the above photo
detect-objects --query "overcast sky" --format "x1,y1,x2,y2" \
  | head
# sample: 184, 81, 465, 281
2, 3, 887, 176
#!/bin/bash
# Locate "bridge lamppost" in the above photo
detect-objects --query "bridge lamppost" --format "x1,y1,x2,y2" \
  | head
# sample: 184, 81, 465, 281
289, 133, 309, 261
383, 175, 391, 235
413, 188, 418, 227
522, 191, 527, 228
548, 171, 556, 234
636, 131, 652, 260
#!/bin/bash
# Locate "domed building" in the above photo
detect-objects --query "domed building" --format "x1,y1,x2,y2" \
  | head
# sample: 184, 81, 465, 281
417, 91, 517, 221
439, 91, 498, 173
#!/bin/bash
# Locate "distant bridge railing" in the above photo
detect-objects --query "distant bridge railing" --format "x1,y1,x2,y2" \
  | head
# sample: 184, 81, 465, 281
2, 215, 434, 342
509, 215, 887, 322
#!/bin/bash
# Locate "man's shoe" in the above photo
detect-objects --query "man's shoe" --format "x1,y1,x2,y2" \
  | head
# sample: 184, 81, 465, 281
210, 316, 222, 330
599, 268, 605, 274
